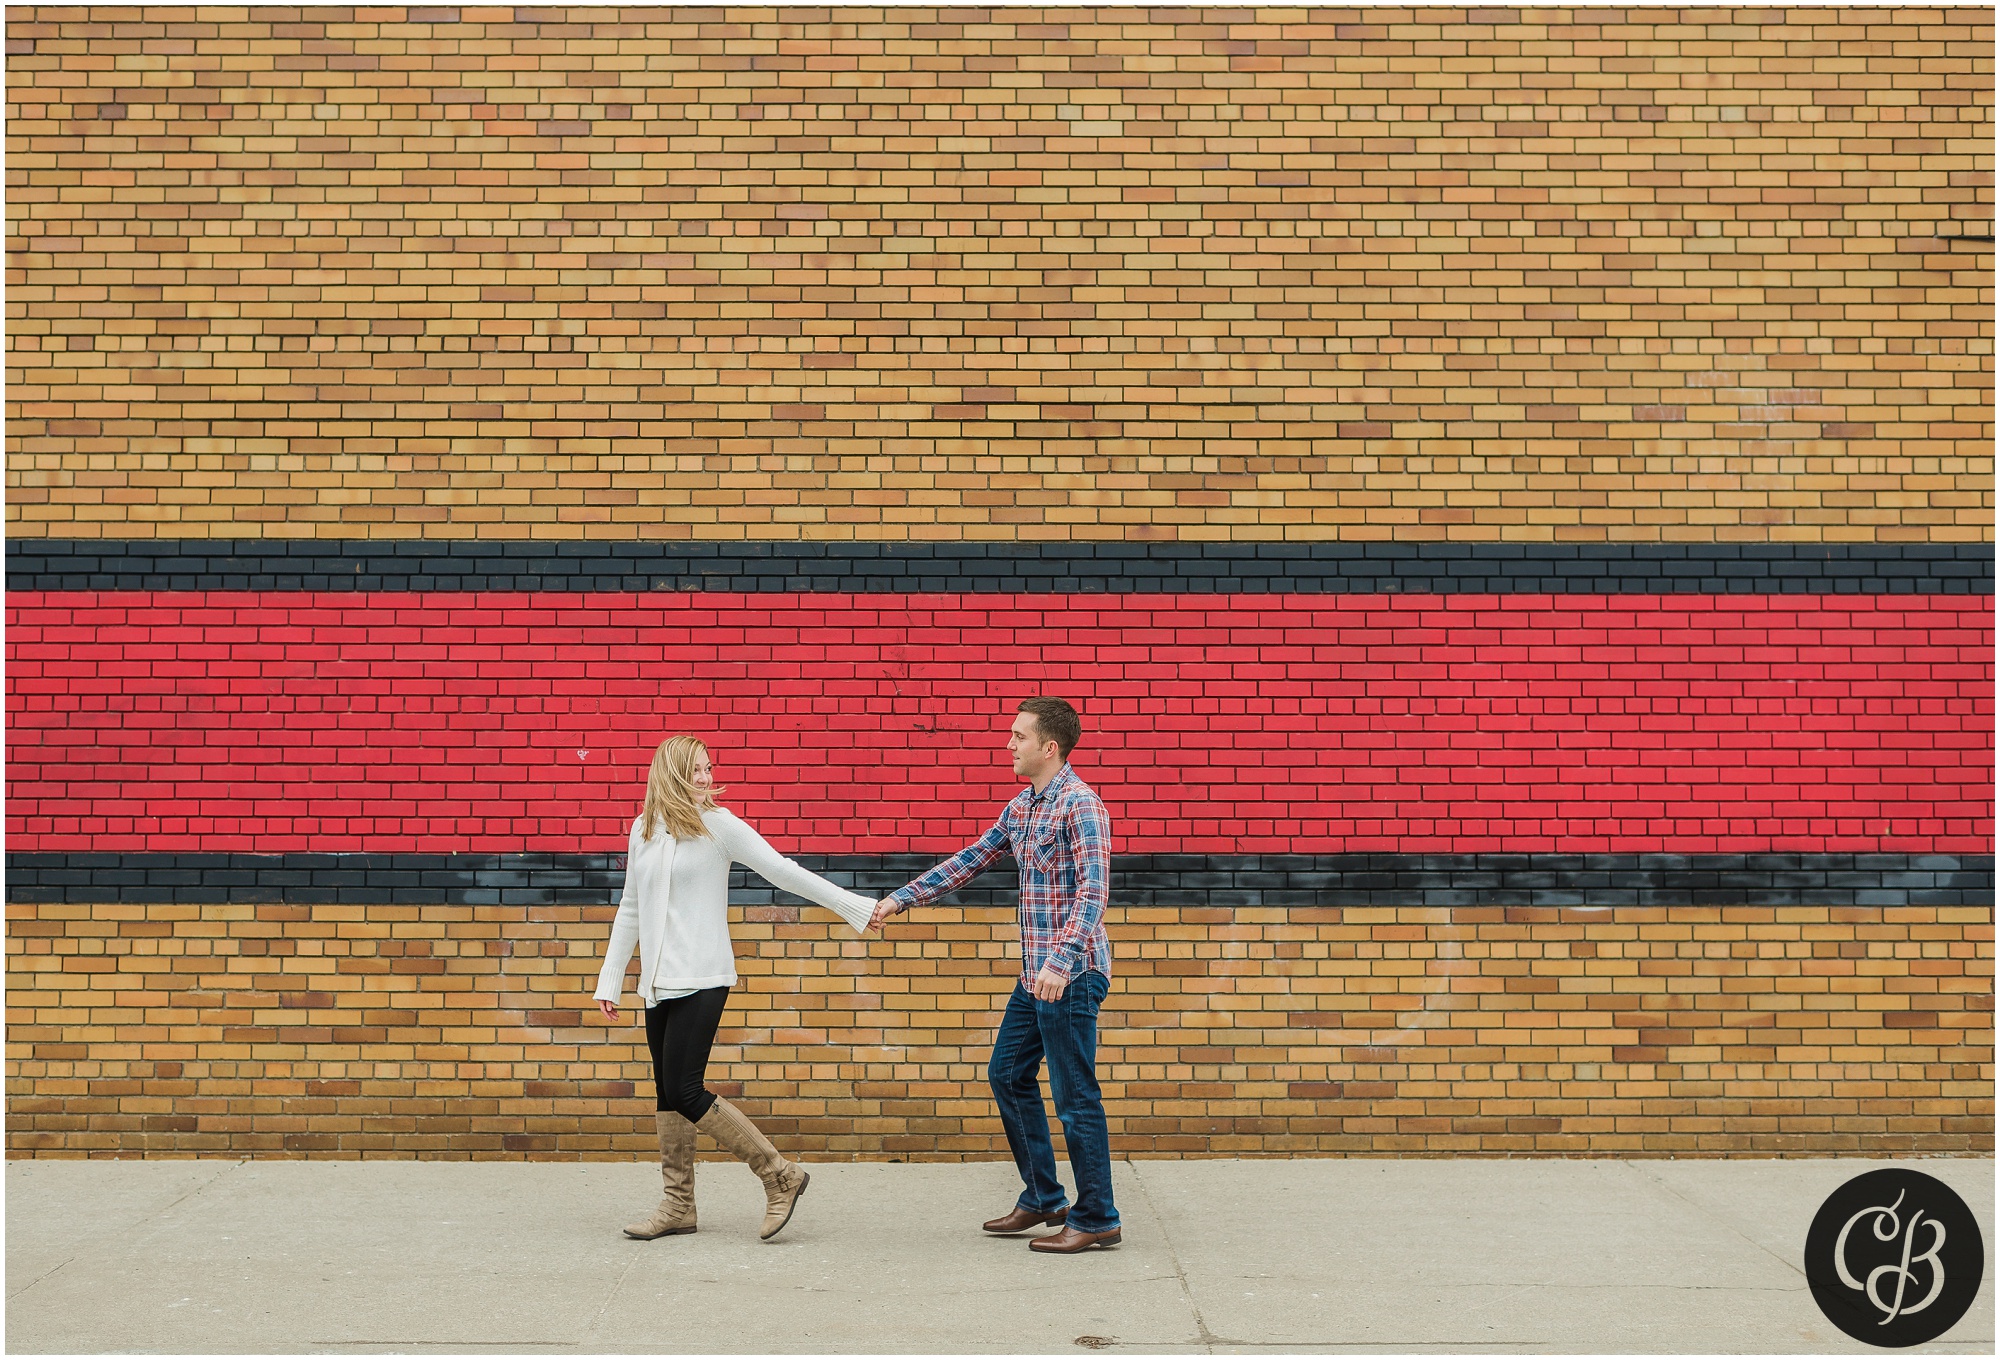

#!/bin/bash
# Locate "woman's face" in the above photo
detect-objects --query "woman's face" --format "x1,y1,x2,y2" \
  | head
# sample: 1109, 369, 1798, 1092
690, 750, 713, 792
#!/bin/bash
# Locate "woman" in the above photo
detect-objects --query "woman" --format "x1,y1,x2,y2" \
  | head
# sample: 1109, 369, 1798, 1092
595, 735, 875, 1244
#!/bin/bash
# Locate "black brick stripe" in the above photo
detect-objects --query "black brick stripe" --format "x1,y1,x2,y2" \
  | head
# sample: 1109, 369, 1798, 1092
6, 853, 1990, 907
8, 540, 1993, 595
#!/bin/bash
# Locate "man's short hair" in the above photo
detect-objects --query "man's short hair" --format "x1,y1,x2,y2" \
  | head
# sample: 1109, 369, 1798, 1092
1017, 697, 1082, 759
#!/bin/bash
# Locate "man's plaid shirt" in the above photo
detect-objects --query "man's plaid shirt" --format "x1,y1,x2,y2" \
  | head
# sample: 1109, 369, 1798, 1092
885, 762, 1112, 989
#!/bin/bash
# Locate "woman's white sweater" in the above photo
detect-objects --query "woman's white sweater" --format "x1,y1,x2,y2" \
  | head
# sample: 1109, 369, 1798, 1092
593, 806, 875, 1005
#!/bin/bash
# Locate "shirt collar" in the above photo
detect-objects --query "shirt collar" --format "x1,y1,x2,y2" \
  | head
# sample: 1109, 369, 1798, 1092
1026, 762, 1073, 805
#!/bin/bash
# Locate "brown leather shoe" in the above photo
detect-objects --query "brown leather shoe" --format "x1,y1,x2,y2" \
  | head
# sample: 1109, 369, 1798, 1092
982, 1205, 1068, 1235
1029, 1225, 1122, 1253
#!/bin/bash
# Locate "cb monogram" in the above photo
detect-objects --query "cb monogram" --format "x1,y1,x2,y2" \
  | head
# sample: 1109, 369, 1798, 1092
1805, 1168, 1984, 1348
1832, 1189, 1948, 1325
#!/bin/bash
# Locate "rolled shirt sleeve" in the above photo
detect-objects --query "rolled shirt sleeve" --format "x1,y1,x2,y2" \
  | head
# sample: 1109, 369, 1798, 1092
887, 821, 1010, 914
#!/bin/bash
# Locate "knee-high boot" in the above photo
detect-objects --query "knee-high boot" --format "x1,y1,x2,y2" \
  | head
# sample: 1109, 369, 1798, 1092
623, 1111, 698, 1239
695, 1097, 808, 1241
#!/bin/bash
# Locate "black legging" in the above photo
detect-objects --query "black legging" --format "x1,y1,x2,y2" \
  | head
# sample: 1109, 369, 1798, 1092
645, 986, 730, 1122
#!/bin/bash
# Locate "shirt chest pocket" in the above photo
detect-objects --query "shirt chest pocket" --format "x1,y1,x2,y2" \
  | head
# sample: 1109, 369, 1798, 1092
1026, 827, 1063, 875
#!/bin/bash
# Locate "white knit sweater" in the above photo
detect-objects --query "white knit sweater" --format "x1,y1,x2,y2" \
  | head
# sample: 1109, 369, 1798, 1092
593, 807, 875, 1005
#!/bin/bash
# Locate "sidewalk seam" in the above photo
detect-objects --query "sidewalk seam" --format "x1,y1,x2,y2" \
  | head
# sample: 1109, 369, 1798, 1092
5, 1159, 247, 1304
1618, 1161, 1810, 1282
6, 1255, 77, 1303
582, 1231, 647, 1348
1129, 1160, 1219, 1354
151, 1159, 249, 1219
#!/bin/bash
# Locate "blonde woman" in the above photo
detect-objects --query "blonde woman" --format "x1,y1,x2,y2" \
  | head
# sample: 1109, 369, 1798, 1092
595, 735, 874, 1243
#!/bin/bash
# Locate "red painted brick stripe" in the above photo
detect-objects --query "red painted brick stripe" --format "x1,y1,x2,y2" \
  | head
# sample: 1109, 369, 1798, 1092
7, 592, 1991, 855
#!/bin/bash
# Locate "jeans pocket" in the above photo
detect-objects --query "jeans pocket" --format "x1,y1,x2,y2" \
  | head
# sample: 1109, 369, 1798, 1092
1075, 970, 1106, 1018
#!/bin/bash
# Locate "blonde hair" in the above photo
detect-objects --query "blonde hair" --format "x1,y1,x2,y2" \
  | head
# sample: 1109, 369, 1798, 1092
638, 735, 723, 842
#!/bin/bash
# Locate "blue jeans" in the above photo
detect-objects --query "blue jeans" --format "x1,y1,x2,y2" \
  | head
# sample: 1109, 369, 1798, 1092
988, 970, 1119, 1235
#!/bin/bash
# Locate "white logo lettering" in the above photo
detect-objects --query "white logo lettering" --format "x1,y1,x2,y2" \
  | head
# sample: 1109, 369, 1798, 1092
1833, 1189, 1949, 1324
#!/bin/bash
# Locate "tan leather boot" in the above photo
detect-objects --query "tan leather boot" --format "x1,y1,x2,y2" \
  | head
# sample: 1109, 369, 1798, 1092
623, 1111, 698, 1239
695, 1096, 809, 1241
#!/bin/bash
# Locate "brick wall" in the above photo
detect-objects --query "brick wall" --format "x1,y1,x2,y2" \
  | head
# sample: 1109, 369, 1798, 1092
6, 7, 1992, 1160
6, 900, 1991, 1158
6, 589, 1992, 854
5, 6, 1992, 541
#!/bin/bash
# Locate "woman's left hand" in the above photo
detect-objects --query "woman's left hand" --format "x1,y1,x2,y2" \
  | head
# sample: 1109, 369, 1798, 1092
598, 999, 619, 1021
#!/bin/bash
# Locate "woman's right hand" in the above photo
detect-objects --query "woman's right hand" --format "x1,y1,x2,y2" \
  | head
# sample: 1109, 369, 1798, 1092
598, 999, 619, 1021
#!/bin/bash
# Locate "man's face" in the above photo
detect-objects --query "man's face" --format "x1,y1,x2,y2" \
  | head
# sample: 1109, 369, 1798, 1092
1008, 713, 1056, 779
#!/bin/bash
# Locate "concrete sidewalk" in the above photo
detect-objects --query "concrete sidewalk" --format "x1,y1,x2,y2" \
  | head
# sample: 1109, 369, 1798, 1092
6, 1157, 1992, 1355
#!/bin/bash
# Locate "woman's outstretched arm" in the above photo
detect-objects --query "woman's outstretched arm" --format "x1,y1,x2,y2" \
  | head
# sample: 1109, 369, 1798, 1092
713, 809, 876, 934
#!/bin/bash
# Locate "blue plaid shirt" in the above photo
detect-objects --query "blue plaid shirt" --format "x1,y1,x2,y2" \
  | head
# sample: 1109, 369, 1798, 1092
885, 763, 1112, 988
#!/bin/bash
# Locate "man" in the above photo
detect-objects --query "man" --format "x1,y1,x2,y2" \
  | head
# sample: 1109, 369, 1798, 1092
870, 697, 1120, 1253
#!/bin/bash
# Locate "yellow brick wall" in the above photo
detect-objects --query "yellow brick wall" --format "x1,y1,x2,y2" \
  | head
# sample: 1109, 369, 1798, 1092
6, 6, 1993, 542
6, 8, 1993, 1161
7, 900, 1991, 1158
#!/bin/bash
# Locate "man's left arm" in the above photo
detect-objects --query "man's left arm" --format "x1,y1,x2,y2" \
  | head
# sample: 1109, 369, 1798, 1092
1030, 794, 1112, 1001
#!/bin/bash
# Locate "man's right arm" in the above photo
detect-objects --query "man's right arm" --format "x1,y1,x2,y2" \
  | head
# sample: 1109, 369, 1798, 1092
873, 820, 1010, 927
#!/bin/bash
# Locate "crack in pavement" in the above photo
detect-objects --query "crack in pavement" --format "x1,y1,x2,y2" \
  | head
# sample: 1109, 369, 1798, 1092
580, 1230, 648, 1348
146, 1158, 249, 1221
314, 1343, 581, 1349
1617, 1161, 1810, 1282
5, 1254, 78, 1303
5, 1159, 248, 1303
1087, 1341, 1552, 1352
1130, 1160, 1225, 1354
781, 1274, 1187, 1299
